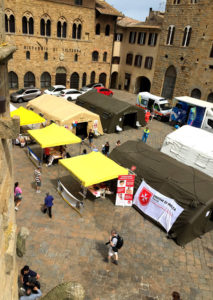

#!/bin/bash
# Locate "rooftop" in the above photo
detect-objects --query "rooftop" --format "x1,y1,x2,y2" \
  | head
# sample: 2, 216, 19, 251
96, 0, 123, 17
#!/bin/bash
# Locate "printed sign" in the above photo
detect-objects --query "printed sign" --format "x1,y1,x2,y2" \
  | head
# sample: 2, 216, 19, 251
133, 180, 184, 232
116, 175, 135, 206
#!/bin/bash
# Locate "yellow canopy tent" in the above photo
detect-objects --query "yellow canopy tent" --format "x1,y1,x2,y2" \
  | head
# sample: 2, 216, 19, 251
59, 151, 128, 187
11, 106, 45, 126
28, 123, 81, 148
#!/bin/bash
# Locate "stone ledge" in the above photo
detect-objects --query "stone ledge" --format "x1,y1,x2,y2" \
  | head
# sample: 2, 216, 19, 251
0, 117, 20, 139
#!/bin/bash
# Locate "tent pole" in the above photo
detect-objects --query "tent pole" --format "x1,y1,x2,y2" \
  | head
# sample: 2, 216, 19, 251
41, 148, 43, 166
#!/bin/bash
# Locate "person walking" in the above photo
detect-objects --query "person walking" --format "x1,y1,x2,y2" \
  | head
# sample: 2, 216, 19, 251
43, 193, 54, 218
145, 110, 151, 124
14, 182, 22, 211
142, 127, 150, 143
34, 166, 41, 193
106, 230, 119, 265
20, 265, 40, 294
87, 129, 94, 148
102, 142, 110, 157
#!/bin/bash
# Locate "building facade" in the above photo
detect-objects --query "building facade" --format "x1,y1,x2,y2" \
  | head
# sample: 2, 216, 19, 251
151, 0, 213, 102
111, 9, 164, 94
5, 0, 121, 91
0, 0, 18, 298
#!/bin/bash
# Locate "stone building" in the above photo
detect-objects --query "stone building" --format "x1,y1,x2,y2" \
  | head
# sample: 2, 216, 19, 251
151, 0, 213, 102
4, 0, 121, 92
0, 0, 18, 299
111, 9, 164, 94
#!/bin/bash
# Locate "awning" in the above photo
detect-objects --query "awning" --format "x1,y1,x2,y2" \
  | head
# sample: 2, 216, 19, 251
11, 106, 45, 126
59, 151, 128, 187
28, 123, 81, 148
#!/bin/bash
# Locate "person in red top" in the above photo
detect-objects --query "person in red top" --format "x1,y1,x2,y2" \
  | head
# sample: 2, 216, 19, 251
44, 147, 50, 163
145, 110, 151, 124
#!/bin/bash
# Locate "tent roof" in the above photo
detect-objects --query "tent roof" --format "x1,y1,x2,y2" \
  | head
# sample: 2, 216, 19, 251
59, 151, 128, 187
11, 106, 45, 126
28, 123, 81, 148
110, 141, 213, 207
27, 94, 102, 123
78, 90, 132, 114
163, 125, 213, 156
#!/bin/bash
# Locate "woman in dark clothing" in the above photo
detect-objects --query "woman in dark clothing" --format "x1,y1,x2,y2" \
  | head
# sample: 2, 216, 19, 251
102, 142, 110, 157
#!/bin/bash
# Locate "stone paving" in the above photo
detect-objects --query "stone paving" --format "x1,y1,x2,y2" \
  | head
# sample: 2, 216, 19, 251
13, 90, 213, 299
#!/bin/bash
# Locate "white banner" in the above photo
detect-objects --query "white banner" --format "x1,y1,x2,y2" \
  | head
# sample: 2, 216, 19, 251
133, 180, 184, 232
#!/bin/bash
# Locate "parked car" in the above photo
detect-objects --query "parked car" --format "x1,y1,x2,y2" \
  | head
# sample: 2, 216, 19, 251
44, 85, 66, 96
80, 83, 104, 93
10, 88, 42, 103
59, 89, 82, 101
94, 87, 113, 96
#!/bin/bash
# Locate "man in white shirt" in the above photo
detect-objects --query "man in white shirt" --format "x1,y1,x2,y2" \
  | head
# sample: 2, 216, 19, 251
107, 230, 119, 265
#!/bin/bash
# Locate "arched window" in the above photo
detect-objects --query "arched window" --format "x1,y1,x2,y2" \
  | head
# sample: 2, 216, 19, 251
82, 72, 87, 86
77, 24, 82, 39
166, 25, 175, 45
72, 23, 77, 39
40, 72, 51, 88
57, 21, 61, 37
8, 71, 18, 89
44, 52, 48, 60
9, 15, 15, 33
70, 72, 79, 89
46, 19, 51, 36
29, 17, 34, 34
207, 93, 213, 103
191, 88, 201, 99
182, 26, 192, 47
99, 73, 107, 86
24, 72, 35, 87
96, 23, 100, 35
162, 65, 177, 99
40, 19, 45, 36
22, 16, 27, 34
26, 51, 30, 60
90, 71, 95, 84
105, 24, 110, 36
74, 54, 78, 62
5, 15, 8, 32
62, 22, 67, 38
126, 53, 133, 65
92, 51, 99, 62
103, 52, 107, 62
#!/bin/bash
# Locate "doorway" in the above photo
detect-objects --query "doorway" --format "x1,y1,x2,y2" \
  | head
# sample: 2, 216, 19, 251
122, 113, 137, 129
110, 72, 118, 89
55, 67, 67, 86
135, 76, 151, 93
75, 122, 88, 139
124, 73, 131, 91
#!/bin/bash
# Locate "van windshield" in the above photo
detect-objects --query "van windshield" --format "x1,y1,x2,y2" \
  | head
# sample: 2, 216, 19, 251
160, 103, 171, 111
47, 86, 55, 91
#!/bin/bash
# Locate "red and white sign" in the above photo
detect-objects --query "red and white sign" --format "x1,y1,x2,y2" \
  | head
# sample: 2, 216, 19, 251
133, 180, 184, 232
115, 175, 135, 206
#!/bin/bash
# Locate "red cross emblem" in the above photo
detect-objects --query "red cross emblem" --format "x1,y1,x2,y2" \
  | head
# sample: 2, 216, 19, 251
139, 187, 152, 206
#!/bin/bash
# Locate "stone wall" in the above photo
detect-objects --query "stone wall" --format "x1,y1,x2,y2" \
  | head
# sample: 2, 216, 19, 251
151, 0, 213, 101
0, 0, 18, 299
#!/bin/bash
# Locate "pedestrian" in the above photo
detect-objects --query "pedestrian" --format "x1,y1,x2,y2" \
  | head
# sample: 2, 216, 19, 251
14, 182, 22, 211
172, 291, 181, 300
145, 110, 151, 124
34, 166, 41, 193
106, 230, 119, 265
20, 265, 40, 294
87, 129, 94, 148
43, 192, 54, 218
19, 286, 42, 300
142, 127, 150, 143
102, 142, 110, 157
150, 105, 154, 121
116, 140, 121, 147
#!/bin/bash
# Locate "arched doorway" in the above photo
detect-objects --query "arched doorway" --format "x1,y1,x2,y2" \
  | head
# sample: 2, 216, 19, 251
110, 72, 118, 89
135, 76, 151, 93
162, 66, 177, 99
70, 72, 79, 89
99, 73, 106, 86
207, 93, 213, 103
191, 88, 201, 99
55, 67, 66, 86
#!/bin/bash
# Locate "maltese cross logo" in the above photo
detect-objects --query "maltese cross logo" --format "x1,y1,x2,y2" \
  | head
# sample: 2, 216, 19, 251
139, 187, 152, 206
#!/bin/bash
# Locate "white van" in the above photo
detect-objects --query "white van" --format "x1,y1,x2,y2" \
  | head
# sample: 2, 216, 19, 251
136, 92, 172, 120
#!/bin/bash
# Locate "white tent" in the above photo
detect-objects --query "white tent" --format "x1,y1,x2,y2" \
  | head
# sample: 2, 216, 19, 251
161, 125, 213, 178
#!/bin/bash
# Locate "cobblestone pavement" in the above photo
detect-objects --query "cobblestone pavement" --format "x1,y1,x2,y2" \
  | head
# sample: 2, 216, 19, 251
14, 90, 213, 299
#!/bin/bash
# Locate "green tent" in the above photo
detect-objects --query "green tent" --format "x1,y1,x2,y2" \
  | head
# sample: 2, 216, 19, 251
110, 140, 213, 246
76, 90, 145, 133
